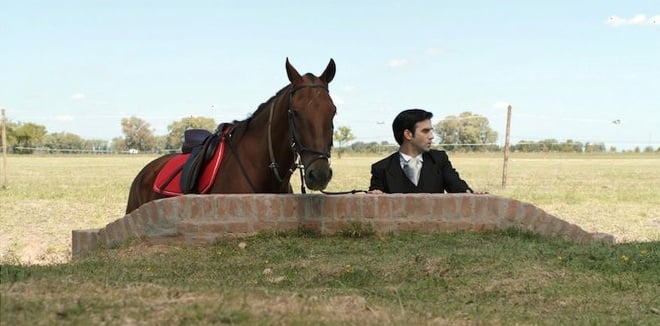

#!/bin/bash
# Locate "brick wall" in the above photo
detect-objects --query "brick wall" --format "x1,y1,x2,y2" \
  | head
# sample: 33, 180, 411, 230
71, 194, 617, 260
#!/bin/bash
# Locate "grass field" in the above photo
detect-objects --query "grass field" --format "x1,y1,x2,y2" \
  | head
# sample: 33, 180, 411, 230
1, 153, 659, 324
1, 152, 659, 264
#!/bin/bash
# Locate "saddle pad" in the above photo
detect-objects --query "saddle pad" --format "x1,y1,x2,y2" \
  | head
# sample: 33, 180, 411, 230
153, 137, 226, 196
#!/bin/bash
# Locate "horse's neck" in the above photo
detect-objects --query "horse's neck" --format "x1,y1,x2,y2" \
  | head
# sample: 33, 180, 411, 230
239, 94, 295, 190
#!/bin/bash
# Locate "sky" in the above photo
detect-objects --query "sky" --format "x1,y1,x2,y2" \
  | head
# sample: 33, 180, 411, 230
1, 1, 659, 150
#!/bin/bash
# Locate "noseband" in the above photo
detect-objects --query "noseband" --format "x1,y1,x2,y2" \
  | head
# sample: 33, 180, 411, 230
267, 83, 332, 186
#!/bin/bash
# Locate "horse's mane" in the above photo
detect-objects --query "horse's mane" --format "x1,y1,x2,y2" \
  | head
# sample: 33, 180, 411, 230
232, 73, 320, 129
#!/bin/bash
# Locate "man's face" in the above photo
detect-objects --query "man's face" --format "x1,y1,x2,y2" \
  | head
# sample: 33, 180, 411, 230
410, 119, 434, 152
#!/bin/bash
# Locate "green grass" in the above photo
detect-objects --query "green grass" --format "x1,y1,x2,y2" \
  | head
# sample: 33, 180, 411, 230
1, 152, 659, 324
2, 230, 659, 325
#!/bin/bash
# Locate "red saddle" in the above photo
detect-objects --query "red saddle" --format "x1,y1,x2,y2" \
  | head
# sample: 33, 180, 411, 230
153, 136, 227, 196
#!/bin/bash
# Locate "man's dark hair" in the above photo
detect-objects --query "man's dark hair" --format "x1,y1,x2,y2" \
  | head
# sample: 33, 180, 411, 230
392, 109, 433, 145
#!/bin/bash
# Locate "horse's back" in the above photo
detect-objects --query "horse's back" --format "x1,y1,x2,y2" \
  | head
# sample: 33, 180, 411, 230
126, 153, 176, 214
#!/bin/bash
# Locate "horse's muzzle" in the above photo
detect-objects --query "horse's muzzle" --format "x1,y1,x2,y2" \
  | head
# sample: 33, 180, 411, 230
304, 158, 333, 190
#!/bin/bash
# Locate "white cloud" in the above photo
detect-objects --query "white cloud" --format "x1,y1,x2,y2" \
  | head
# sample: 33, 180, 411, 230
607, 14, 659, 27
630, 14, 647, 25
493, 101, 510, 110
388, 58, 411, 68
71, 93, 86, 100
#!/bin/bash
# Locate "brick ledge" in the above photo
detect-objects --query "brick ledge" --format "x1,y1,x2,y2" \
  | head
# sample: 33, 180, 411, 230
72, 194, 617, 260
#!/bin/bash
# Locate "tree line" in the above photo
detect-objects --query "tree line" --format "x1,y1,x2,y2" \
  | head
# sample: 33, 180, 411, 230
3, 112, 658, 154
3, 116, 217, 154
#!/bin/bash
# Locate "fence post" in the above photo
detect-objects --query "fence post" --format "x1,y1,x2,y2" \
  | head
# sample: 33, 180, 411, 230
501, 105, 512, 189
1, 108, 8, 190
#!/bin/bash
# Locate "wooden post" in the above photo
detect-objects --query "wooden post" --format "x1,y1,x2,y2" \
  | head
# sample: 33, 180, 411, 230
501, 105, 512, 189
1, 108, 8, 190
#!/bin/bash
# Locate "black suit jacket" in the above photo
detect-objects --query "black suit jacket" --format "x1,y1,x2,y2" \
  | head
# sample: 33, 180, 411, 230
369, 150, 472, 193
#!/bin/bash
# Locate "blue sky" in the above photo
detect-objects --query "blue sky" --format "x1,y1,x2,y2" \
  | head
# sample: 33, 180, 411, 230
1, 1, 658, 149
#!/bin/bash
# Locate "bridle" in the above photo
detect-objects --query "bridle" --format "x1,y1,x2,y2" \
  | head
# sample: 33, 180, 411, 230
266, 82, 333, 192
228, 82, 365, 195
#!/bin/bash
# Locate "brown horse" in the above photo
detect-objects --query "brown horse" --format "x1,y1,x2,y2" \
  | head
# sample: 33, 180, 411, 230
126, 58, 336, 213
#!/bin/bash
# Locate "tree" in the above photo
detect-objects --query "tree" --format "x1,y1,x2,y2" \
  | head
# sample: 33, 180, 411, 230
434, 112, 497, 151
120, 116, 156, 152
333, 126, 355, 158
13, 122, 48, 154
165, 116, 217, 151
44, 132, 85, 153
85, 139, 111, 153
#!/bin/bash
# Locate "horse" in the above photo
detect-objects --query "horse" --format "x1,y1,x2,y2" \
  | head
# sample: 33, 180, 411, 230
125, 58, 337, 213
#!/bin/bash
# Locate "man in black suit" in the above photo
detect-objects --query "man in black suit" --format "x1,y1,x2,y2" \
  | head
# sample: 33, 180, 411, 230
369, 109, 474, 194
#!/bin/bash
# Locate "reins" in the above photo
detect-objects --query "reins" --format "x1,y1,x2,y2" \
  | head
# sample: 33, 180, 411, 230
320, 189, 368, 195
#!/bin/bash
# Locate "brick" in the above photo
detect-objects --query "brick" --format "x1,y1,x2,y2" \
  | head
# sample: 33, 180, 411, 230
255, 194, 282, 221
520, 206, 542, 228
441, 195, 460, 221
176, 195, 192, 219
461, 195, 475, 219
253, 221, 277, 233
225, 196, 244, 219
534, 213, 558, 236
188, 195, 216, 220
322, 220, 348, 234
376, 195, 391, 218
413, 194, 434, 218
299, 220, 321, 229
397, 220, 421, 232
473, 196, 489, 220
122, 216, 139, 238
390, 195, 408, 218
333, 196, 354, 220
487, 196, 503, 219
176, 221, 200, 234
226, 222, 250, 234
186, 234, 219, 245
320, 194, 338, 218
276, 220, 300, 232
243, 195, 258, 219
199, 221, 227, 234
215, 195, 228, 218
282, 196, 303, 218
303, 194, 325, 219
442, 220, 471, 232
504, 199, 520, 222
403, 195, 417, 217
362, 195, 377, 219
567, 224, 589, 242
372, 220, 395, 234
472, 222, 497, 232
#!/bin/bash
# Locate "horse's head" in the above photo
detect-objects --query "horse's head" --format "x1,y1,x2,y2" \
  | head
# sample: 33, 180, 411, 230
285, 58, 336, 191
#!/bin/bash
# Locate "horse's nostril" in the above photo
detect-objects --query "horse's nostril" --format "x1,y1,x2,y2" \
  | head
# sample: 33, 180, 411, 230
305, 166, 332, 190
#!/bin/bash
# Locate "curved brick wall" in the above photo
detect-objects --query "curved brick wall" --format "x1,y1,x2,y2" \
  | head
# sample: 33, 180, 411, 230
72, 194, 617, 259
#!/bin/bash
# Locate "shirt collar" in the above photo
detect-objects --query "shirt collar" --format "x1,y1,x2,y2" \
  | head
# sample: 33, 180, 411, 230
399, 152, 423, 163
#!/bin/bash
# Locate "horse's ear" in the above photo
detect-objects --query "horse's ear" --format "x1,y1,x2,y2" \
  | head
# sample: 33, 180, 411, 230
285, 57, 302, 83
320, 58, 336, 84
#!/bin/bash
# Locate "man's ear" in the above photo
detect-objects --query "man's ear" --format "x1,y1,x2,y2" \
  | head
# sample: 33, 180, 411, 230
403, 129, 414, 140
